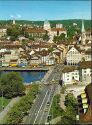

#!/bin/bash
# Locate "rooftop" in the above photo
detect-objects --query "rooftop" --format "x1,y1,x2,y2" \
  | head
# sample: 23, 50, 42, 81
62, 66, 78, 73
79, 61, 92, 69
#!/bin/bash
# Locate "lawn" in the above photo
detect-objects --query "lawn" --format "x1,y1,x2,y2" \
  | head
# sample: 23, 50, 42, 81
0, 97, 11, 112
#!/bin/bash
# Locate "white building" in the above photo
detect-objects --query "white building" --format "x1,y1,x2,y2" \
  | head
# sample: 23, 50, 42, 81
0, 29, 7, 38
79, 61, 92, 84
66, 46, 82, 65
44, 20, 51, 31
62, 66, 79, 85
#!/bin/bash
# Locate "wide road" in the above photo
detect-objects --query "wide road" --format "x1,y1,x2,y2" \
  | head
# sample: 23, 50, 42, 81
24, 84, 57, 124
24, 63, 64, 124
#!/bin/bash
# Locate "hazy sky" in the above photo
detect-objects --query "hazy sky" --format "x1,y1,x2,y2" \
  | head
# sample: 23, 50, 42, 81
0, 0, 91, 20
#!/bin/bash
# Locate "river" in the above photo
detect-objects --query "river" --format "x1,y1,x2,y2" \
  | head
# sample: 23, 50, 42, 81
0, 70, 47, 84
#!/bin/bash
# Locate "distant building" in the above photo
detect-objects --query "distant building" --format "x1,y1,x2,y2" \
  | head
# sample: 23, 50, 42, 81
0, 29, 7, 38
56, 24, 63, 28
12, 19, 16, 25
81, 20, 86, 45
44, 20, 51, 31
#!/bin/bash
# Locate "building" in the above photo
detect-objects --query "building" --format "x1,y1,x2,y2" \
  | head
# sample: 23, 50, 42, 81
62, 66, 79, 85
18, 58, 28, 67
29, 55, 41, 66
77, 83, 92, 124
0, 29, 7, 38
66, 46, 82, 65
44, 20, 51, 31
81, 20, 86, 45
84, 49, 91, 61
79, 61, 92, 84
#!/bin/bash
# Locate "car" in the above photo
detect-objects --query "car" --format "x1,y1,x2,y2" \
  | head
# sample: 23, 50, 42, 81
44, 107, 48, 112
47, 101, 50, 106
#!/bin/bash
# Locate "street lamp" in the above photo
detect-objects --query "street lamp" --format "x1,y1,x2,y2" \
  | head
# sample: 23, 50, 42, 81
1, 89, 4, 110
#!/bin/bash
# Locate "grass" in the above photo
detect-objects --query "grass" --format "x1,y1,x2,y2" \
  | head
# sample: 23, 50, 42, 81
0, 97, 11, 112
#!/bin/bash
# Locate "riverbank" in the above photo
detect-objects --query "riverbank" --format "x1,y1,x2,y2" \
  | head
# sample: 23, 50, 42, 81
0, 67, 49, 71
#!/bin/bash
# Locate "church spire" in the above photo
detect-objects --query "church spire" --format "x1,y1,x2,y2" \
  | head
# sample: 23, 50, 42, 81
81, 19, 86, 44
81, 20, 85, 33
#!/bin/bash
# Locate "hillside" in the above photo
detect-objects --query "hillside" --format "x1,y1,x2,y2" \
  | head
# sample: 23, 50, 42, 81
0, 19, 91, 30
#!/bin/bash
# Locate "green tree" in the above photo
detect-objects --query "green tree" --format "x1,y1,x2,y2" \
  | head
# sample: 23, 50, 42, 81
65, 93, 77, 108
7, 26, 21, 41
59, 33, 66, 41
42, 34, 49, 41
0, 72, 25, 98
60, 106, 76, 124
29, 35, 34, 41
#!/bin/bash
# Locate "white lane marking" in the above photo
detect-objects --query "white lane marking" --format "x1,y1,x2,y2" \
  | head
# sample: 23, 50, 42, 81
39, 88, 52, 124
33, 90, 48, 125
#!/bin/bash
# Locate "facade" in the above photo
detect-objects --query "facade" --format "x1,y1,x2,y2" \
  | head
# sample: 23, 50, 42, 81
79, 61, 92, 84
62, 66, 79, 85
66, 46, 82, 65
0, 29, 7, 38
18, 58, 28, 67
29, 56, 41, 66
26, 28, 47, 38
44, 20, 51, 31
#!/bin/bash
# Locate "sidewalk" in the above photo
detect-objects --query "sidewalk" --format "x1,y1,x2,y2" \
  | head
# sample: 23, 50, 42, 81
0, 96, 21, 124
60, 94, 66, 110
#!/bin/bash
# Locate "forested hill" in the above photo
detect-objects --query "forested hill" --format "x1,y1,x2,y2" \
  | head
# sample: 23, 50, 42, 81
0, 19, 91, 30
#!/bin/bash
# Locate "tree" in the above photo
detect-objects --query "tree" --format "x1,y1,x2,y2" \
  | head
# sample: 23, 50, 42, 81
42, 34, 49, 41
64, 93, 77, 108
59, 33, 66, 41
7, 26, 21, 41
29, 35, 34, 41
0, 72, 25, 98
60, 106, 76, 124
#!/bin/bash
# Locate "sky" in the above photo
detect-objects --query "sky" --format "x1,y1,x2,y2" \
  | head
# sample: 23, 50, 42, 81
0, 0, 91, 20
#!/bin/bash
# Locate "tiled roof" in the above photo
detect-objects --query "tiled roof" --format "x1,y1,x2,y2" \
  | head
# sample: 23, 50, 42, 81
85, 49, 92, 55
26, 28, 46, 33
62, 66, 78, 73
51, 28, 66, 31
79, 61, 92, 69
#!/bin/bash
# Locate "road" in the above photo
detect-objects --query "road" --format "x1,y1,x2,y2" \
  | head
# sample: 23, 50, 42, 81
24, 63, 64, 124
24, 84, 57, 124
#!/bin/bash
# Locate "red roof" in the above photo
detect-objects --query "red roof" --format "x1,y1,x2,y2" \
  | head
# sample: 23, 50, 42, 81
51, 28, 66, 31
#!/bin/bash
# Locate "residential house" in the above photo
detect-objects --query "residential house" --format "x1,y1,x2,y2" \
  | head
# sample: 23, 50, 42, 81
79, 61, 92, 84
9, 59, 18, 67
0, 29, 7, 38
18, 57, 28, 67
2, 51, 11, 67
84, 49, 91, 61
62, 66, 79, 85
66, 46, 82, 65
29, 55, 41, 66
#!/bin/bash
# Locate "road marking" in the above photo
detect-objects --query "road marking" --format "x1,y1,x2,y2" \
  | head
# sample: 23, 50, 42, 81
39, 87, 53, 124
33, 90, 48, 125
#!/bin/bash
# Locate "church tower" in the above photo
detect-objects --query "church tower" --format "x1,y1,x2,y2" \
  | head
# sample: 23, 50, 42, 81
81, 20, 86, 45
12, 19, 16, 25
44, 20, 51, 31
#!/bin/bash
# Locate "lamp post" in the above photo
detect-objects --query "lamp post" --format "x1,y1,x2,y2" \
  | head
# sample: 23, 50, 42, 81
1, 89, 4, 110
